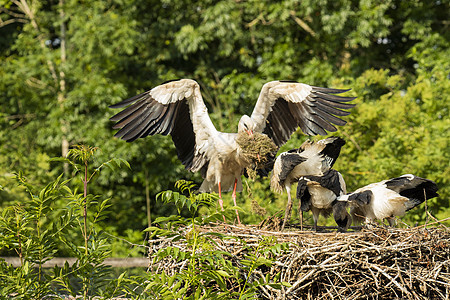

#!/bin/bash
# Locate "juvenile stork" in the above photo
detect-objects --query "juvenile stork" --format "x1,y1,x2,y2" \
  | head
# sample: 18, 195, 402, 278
270, 137, 346, 230
110, 79, 355, 224
297, 169, 350, 232
338, 174, 439, 226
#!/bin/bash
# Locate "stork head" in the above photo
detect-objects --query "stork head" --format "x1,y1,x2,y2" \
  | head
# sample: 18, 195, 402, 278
332, 200, 351, 232
238, 115, 254, 136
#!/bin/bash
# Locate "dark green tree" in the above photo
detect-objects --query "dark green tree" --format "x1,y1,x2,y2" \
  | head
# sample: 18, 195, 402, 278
1, 0, 448, 233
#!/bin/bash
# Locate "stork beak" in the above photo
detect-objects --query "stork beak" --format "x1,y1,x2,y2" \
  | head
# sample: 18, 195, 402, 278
246, 129, 254, 137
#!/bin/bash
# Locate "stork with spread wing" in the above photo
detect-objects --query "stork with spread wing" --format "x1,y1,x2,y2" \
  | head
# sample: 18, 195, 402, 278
110, 79, 355, 224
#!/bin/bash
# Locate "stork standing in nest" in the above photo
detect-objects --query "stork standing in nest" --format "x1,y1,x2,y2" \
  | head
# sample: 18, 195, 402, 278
337, 174, 439, 226
297, 169, 350, 232
271, 137, 346, 230
110, 79, 355, 224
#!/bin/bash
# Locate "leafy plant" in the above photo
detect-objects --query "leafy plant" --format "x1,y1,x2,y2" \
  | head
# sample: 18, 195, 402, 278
0, 173, 70, 298
0, 145, 131, 299
144, 180, 289, 299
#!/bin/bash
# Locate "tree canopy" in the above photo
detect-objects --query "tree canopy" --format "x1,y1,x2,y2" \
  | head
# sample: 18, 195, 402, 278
0, 0, 448, 240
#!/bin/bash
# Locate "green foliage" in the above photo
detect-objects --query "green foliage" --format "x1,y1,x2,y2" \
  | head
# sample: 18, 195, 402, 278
0, 0, 448, 285
145, 181, 290, 298
0, 173, 67, 298
1, 0, 447, 297
0, 147, 132, 298
337, 62, 449, 223
156, 180, 219, 216
1, 173, 293, 298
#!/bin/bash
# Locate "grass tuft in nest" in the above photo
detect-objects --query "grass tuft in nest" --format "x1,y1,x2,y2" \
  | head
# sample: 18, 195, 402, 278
251, 199, 267, 216
236, 132, 277, 179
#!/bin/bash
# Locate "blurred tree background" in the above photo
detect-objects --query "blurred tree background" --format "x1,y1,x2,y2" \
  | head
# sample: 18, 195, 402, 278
0, 0, 448, 255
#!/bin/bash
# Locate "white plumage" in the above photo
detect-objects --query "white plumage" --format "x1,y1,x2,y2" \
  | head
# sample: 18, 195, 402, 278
270, 137, 346, 230
338, 174, 439, 226
297, 169, 350, 232
110, 79, 355, 223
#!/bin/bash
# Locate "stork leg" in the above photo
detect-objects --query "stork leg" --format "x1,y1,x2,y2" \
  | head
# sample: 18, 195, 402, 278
387, 217, 396, 227
312, 209, 319, 232
231, 179, 241, 225
281, 186, 292, 231
298, 199, 303, 231
218, 182, 226, 222
365, 217, 375, 230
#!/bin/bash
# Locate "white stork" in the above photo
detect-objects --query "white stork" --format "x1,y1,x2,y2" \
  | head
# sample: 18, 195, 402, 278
110, 79, 355, 224
270, 137, 346, 230
338, 174, 439, 226
296, 169, 350, 232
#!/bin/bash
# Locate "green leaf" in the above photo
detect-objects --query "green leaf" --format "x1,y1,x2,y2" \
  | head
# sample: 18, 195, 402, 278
216, 270, 230, 277
117, 271, 126, 285
153, 215, 181, 224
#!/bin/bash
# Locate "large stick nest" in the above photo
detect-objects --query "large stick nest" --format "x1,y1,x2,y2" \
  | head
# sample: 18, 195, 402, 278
148, 223, 449, 299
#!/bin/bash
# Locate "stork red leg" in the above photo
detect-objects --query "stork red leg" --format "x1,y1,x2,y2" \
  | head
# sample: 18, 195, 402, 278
218, 181, 226, 222
231, 179, 241, 225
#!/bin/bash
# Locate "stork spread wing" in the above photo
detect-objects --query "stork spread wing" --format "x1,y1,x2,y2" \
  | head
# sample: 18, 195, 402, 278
109, 79, 215, 173
251, 81, 356, 146
277, 153, 307, 184
304, 169, 344, 197
384, 175, 439, 201
317, 137, 346, 169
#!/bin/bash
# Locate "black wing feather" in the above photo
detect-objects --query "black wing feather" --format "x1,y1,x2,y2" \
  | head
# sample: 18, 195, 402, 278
110, 93, 201, 171
319, 137, 346, 168
278, 153, 307, 184
311, 87, 351, 94
109, 91, 148, 109
263, 86, 356, 147
303, 169, 343, 197
312, 97, 356, 110
348, 190, 373, 206
110, 98, 148, 123
170, 101, 198, 170
311, 98, 353, 117
385, 175, 439, 203
297, 178, 312, 211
